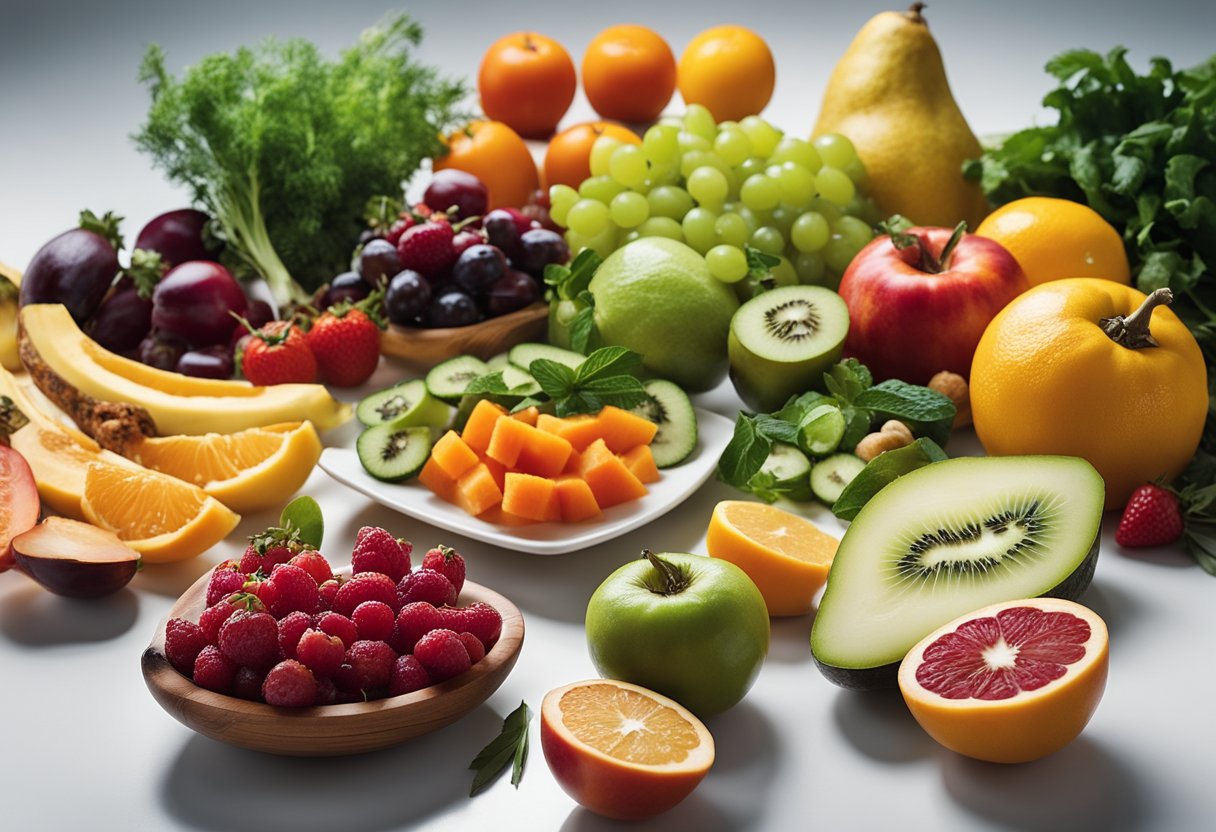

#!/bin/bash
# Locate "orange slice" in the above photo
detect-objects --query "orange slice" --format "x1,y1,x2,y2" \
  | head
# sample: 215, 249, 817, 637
898, 597, 1109, 763
705, 500, 838, 616
80, 462, 240, 564
540, 679, 714, 821
134, 422, 321, 513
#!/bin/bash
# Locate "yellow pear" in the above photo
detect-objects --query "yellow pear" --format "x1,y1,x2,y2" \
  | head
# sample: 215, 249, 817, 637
813, 3, 989, 228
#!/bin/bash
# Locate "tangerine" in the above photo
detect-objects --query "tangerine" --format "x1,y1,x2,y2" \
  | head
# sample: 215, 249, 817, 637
677, 25, 776, 123
582, 25, 676, 124
478, 32, 576, 139
543, 121, 640, 189
433, 121, 540, 210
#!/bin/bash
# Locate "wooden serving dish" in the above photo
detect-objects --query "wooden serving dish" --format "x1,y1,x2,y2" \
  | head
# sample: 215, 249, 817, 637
379, 302, 548, 368
142, 573, 524, 756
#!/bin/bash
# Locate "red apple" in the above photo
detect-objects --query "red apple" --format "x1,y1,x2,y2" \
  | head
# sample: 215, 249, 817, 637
1, 444, 41, 572
837, 225, 1027, 383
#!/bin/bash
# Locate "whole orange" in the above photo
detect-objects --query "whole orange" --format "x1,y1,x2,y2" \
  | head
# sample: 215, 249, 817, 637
970, 278, 1206, 510
433, 120, 540, 210
974, 197, 1131, 287
582, 25, 676, 124
543, 121, 640, 189
479, 32, 577, 139
677, 25, 776, 123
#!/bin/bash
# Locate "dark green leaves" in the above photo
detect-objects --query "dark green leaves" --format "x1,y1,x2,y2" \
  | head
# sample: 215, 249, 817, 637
832, 438, 949, 521
530, 346, 648, 417
280, 496, 323, 549
469, 701, 531, 796
718, 415, 774, 490
544, 248, 602, 301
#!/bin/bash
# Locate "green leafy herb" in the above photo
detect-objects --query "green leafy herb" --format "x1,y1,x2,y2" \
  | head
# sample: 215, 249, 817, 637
855, 380, 956, 448
469, 701, 531, 797
568, 292, 597, 354
529, 346, 647, 417
279, 496, 323, 549
544, 248, 602, 301
832, 438, 949, 521
717, 414, 774, 489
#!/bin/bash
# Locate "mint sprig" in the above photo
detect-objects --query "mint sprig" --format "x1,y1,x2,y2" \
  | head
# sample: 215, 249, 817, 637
530, 346, 648, 417
469, 701, 531, 797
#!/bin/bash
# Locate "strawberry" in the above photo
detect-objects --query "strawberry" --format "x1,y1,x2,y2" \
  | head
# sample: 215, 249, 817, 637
1116, 484, 1184, 547
421, 544, 465, 595
240, 320, 316, 385
306, 305, 382, 388
396, 221, 456, 277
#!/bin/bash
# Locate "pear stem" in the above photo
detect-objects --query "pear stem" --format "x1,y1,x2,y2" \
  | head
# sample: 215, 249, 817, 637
1099, 288, 1173, 349
906, 2, 928, 24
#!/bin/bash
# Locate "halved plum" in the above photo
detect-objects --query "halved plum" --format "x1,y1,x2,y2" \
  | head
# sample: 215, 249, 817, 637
11, 517, 140, 598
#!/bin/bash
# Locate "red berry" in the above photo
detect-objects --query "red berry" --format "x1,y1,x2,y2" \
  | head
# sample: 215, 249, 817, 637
242, 320, 317, 385
165, 618, 208, 675
288, 550, 334, 585
218, 609, 280, 669
389, 654, 432, 696
192, 645, 237, 693
395, 601, 444, 654
351, 525, 412, 582
345, 640, 398, 691
296, 628, 345, 678
385, 216, 415, 246
352, 600, 396, 642
439, 602, 502, 649
205, 560, 247, 607
315, 676, 339, 705
459, 631, 486, 664
413, 629, 471, 681
241, 572, 278, 608
451, 229, 484, 259
397, 221, 456, 277
199, 602, 238, 644
306, 307, 382, 388
334, 572, 399, 617
420, 544, 466, 595
314, 611, 359, 649
265, 563, 320, 618
1116, 484, 1185, 548
263, 660, 318, 707
241, 526, 310, 575
277, 610, 313, 660
233, 665, 268, 701
318, 577, 342, 610
397, 568, 457, 608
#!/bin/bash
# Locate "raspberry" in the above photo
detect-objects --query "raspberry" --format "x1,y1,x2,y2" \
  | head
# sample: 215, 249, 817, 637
345, 640, 397, 691
413, 629, 471, 682
389, 654, 432, 696
352, 600, 396, 642
397, 569, 457, 608
288, 550, 334, 585
458, 632, 486, 664
314, 611, 359, 649
396, 221, 456, 277
318, 577, 342, 611
351, 525, 412, 582
205, 560, 247, 607
277, 610, 312, 660
233, 665, 268, 701
265, 563, 320, 618
395, 602, 443, 654
165, 618, 208, 675
263, 659, 317, 707
420, 544, 466, 596
334, 572, 399, 617
296, 628, 345, 678
199, 603, 237, 645
439, 602, 502, 649
218, 609, 280, 669
314, 676, 338, 706
192, 645, 237, 693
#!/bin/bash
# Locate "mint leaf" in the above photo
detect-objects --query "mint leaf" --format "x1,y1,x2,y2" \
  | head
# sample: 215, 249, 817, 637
529, 359, 575, 400
744, 245, 780, 278
574, 346, 642, 384
464, 372, 512, 396
825, 359, 872, 404
753, 413, 800, 445
717, 414, 773, 488
510, 397, 547, 413
833, 438, 948, 521
856, 380, 956, 422
556, 391, 602, 417
545, 248, 602, 300
280, 496, 323, 549
469, 701, 531, 797
569, 302, 596, 354
579, 374, 649, 410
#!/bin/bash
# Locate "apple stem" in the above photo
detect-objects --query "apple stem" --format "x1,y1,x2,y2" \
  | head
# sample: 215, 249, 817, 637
641, 549, 690, 596
885, 220, 967, 274
1100, 287, 1173, 349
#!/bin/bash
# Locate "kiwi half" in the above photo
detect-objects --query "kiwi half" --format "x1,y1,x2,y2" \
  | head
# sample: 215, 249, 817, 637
627, 379, 697, 468
810, 455, 1104, 691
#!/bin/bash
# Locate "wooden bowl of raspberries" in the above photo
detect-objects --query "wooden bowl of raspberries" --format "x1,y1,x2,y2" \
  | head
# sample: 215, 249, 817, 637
141, 528, 524, 756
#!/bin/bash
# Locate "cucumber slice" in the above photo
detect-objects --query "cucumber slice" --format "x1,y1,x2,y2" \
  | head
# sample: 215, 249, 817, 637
508, 342, 585, 372
356, 378, 451, 428
628, 379, 697, 468
752, 442, 812, 501
425, 356, 490, 403
500, 364, 542, 397
797, 404, 846, 457
356, 424, 432, 482
810, 453, 866, 505
486, 352, 511, 371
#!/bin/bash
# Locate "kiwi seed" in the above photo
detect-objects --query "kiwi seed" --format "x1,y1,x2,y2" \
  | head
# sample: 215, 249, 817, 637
897, 499, 1046, 579
765, 299, 822, 342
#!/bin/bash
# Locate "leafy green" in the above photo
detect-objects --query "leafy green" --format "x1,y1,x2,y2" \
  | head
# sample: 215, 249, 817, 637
832, 438, 949, 521
529, 346, 648, 417
279, 496, 323, 549
469, 701, 531, 797
134, 15, 467, 307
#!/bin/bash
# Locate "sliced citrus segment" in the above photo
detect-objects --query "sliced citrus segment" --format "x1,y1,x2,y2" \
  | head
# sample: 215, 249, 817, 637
81, 462, 240, 564
540, 679, 714, 821
705, 500, 838, 616
134, 422, 321, 513
898, 597, 1109, 763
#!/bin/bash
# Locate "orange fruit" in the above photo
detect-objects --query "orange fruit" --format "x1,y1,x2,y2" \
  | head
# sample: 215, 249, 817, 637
705, 500, 838, 616
543, 121, 640, 189
974, 197, 1131, 287
434, 121, 540, 210
540, 679, 714, 820
898, 598, 1109, 763
80, 462, 240, 563
677, 25, 776, 123
134, 422, 321, 513
582, 25, 677, 124
479, 32, 577, 139
970, 278, 1207, 510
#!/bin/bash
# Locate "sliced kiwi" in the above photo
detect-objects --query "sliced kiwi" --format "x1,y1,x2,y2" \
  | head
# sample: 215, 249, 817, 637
727, 285, 849, 412
425, 355, 490, 403
628, 379, 697, 468
810, 455, 1104, 690
356, 424, 432, 482
751, 442, 812, 501
508, 342, 586, 372
356, 378, 451, 428
810, 453, 865, 505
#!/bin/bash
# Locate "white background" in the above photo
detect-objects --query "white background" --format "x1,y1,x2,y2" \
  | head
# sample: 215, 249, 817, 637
2, 1, 1215, 830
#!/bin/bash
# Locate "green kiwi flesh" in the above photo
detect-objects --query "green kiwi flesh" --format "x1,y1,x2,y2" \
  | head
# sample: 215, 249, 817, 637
810, 455, 1104, 691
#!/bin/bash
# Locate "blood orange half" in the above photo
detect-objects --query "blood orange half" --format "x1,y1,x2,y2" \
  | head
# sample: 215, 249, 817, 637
897, 597, 1108, 763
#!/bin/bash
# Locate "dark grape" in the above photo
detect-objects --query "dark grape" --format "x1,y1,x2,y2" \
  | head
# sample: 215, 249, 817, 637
87, 287, 153, 353
326, 271, 372, 307
138, 332, 186, 371
487, 270, 540, 317
246, 299, 275, 329
426, 290, 480, 328
451, 229, 484, 260
520, 203, 560, 233
176, 344, 235, 379
483, 209, 523, 254
517, 229, 570, 277
452, 245, 507, 295
384, 269, 433, 325
423, 170, 489, 221
359, 239, 402, 286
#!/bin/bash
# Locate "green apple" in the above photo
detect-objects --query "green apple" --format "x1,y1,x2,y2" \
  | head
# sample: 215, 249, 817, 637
585, 550, 770, 717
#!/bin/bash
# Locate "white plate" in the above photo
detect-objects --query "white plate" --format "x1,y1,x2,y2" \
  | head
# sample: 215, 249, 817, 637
318, 407, 734, 555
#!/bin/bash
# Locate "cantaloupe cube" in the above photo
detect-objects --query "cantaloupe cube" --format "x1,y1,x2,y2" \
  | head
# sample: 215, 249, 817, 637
501, 472, 560, 522
485, 416, 533, 468
454, 463, 503, 517
619, 444, 660, 484
479, 505, 537, 526
537, 412, 602, 452
430, 430, 480, 479
478, 454, 508, 490
579, 438, 649, 508
461, 399, 507, 454
595, 406, 658, 453
511, 406, 540, 426
555, 476, 602, 522
515, 428, 573, 479
418, 457, 458, 503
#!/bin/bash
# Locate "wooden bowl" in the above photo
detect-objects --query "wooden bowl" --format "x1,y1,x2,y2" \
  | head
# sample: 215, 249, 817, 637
141, 573, 524, 756
379, 302, 548, 369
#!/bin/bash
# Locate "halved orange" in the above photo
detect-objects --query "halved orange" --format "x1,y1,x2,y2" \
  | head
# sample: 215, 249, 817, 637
80, 462, 240, 564
540, 679, 714, 821
134, 422, 321, 513
705, 500, 838, 616
898, 597, 1109, 763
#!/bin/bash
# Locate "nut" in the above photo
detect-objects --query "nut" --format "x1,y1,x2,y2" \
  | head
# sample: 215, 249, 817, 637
928, 371, 972, 428
855, 421, 915, 462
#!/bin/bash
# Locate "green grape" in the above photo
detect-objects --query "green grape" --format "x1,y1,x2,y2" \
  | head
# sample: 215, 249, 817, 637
590, 136, 624, 177
793, 251, 827, 284
609, 191, 650, 228
770, 205, 796, 237
680, 150, 732, 180
647, 185, 695, 220
682, 207, 719, 254
549, 184, 579, 226
622, 230, 641, 246
687, 166, 729, 207
750, 225, 785, 255
678, 131, 712, 155
740, 174, 780, 211
739, 115, 782, 157
645, 162, 680, 189
768, 137, 822, 172
658, 115, 684, 129
735, 156, 767, 180
791, 211, 830, 252
609, 145, 649, 189
812, 133, 859, 170
815, 166, 855, 205
733, 204, 761, 231
713, 126, 752, 167
579, 175, 627, 203
567, 223, 618, 258
833, 215, 874, 251
566, 198, 611, 237
642, 124, 680, 165
683, 103, 718, 141
715, 212, 750, 247
775, 161, 816, 208
638, 216, 684, 241
771, 256, 798, 288
843, 157, 868, 187
807, 197, 843, 225
823, 229, 864, 274
705, 244, 749, 283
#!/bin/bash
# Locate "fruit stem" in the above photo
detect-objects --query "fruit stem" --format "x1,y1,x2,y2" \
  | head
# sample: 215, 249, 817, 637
906, 2, 928, 25
886, 221, 967, 274
641, 549, 689, 596
0, 394, 30, 444
1100, 288, 1173, 349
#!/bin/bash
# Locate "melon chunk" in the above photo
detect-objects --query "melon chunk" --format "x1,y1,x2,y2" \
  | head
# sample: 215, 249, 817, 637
454, 463, 504, 517
430, 430, 480, 480
619, 444, 660, 484
579, 438, 649, 508
555, 477, 602, 522
461, 399, 507, 454
501, 472, 560, 522
595, 406, 659, 453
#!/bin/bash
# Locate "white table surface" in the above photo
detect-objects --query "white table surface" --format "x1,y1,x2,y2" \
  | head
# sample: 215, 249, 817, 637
2, 2, 1214, 830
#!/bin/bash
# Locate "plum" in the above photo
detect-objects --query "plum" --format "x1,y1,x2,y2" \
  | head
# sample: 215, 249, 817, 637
20, 228, 120, 324
152, 261, 248, 347
10, 517, 140, 598
134, 209, 221, 268
88, 287, 154, 353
